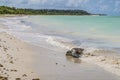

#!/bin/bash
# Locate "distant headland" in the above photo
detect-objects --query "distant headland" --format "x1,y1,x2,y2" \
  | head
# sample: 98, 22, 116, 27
0, 6, 106, 16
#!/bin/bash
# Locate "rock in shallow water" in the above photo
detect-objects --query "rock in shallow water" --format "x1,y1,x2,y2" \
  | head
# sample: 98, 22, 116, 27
66, 48, 84, 58
66, 50, 72, 56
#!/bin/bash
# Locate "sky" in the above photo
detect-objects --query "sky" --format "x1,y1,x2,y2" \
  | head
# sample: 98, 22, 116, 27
0, 0, 120, 15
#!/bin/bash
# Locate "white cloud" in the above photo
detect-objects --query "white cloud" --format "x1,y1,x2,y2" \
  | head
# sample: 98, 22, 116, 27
66, 0, 79, 7
98, 0, 104, 4
99, 5, 109, 11
29, 0, 46, 4
66, 0, 89, 7
115, 1, 120, 7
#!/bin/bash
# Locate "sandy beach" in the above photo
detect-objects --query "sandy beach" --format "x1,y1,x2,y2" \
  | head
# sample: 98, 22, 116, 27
0, 31, 40, 80
0, 16, 120, 80
0, 0, 120, 79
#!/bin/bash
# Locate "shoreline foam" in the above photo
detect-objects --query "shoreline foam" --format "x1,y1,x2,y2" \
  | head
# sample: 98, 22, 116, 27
82, 49, 120, 76
46, 35, 120, 77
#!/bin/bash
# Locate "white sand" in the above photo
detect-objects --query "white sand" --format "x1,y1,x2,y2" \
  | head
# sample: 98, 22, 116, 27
0, 32, 39, 80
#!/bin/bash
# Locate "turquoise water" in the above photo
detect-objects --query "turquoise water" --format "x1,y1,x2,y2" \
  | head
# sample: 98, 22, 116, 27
27, 16, 120, 39
23, 16, 120, 51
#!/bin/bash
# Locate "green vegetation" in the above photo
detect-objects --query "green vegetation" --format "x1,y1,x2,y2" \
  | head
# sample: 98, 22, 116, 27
0, 6, 91, 15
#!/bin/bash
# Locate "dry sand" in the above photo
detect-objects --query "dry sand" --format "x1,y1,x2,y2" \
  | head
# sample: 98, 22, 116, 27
0, 32, 40, 80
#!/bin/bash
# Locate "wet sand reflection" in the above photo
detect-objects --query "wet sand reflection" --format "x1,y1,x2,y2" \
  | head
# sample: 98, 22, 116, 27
66, 56, 81, 63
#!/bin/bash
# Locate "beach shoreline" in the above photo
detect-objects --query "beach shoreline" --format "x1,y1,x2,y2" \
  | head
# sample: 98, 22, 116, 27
0, 16, 120, 80
31, 44, 120, 80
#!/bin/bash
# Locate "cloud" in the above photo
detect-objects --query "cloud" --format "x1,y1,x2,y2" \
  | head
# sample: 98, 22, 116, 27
66, 0, 89, 7
99, 5, 109, 11
28, 0, 43, 4
114, 1, 120, 12
115, 1, 120, 7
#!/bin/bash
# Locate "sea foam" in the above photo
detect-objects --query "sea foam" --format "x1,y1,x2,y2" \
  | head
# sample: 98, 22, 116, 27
46, 36, 76, 49
1, 17, 31, 31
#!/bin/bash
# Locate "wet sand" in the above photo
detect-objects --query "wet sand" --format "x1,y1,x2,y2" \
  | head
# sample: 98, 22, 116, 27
31, 46, 120, 80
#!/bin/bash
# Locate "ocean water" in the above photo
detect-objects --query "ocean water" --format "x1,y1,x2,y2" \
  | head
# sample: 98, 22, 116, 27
26, 16, 120, 52
1, 16, 120, 52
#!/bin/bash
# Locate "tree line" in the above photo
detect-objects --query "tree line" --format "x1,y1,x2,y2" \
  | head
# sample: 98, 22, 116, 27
0, 6, 91, 15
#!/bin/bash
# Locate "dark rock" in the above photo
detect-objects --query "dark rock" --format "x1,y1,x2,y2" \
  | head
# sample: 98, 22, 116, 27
66, 50, 72, 56
71, 48, 84, 53
66, 48, 84, 58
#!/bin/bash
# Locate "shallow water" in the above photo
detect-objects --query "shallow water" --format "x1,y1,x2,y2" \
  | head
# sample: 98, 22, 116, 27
1, 16, 120, 52
24, 15, 120, 52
